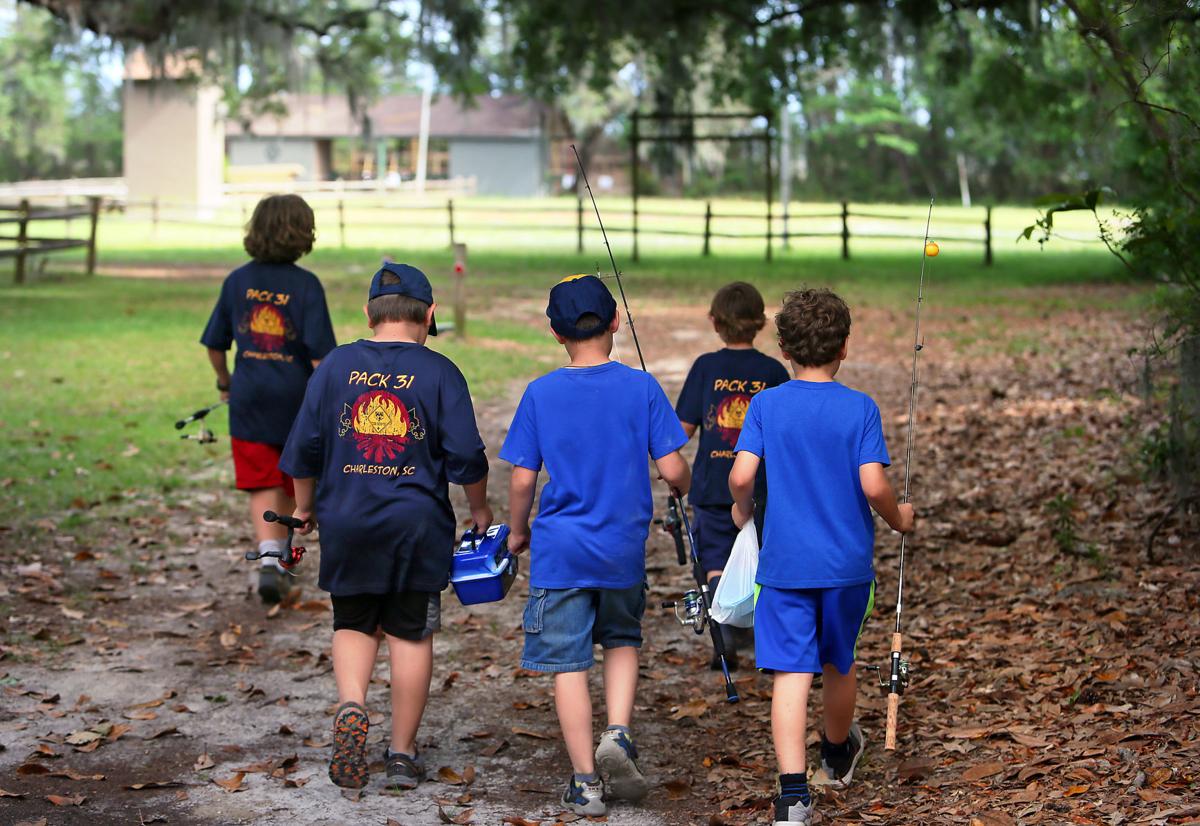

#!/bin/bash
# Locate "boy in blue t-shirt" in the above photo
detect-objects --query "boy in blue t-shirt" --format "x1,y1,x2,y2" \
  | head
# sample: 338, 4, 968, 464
200, 194, 337, 604
500, 275, 690, 817
675, 282, 790, 668
729, 289, 915, 826
279, 263, 492, 793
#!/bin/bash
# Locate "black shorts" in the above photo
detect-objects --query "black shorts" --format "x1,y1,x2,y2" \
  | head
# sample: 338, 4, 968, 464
330, 591, 441, 641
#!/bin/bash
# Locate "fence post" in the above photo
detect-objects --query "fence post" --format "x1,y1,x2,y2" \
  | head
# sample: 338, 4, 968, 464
631, 110, 640, 262
447, 198, 456, 248
86, 196, 100, 276
452, 242, 468, 338
764, 114, 773, 262
338, 199, 346, 249
15, 198, 29, 284
576, 197, 584, 254
841, 201, 850, 260
151, 197, 160, 240
703, 201, 712, 257
984, 205, 993, 266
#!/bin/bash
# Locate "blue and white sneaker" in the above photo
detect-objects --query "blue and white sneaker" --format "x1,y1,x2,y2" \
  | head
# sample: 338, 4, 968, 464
561, 776, 606, 816
773, 795, 815, 824
595, 728, 649, 802
812, 721, 865, 790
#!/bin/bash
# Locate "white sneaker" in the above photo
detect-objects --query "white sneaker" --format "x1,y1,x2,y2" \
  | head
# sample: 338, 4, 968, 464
811, 721, 865, 790
773, 795, 815, 824
561, 776, 606, 816
595, 728, 649, 802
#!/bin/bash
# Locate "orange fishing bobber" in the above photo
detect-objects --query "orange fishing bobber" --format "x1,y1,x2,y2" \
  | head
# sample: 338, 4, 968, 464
925, 241, 940, 257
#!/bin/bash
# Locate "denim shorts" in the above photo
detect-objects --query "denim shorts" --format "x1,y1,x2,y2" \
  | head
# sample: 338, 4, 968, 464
520, 583, 646, 673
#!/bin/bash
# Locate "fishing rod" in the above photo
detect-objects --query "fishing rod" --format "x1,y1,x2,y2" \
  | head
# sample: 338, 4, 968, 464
883, 197, 936, 751
571, 144, 739, 704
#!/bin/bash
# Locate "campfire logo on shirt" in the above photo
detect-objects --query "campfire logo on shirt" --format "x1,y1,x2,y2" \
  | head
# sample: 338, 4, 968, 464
339, 390, 425, 463
239, 303, 294, 351
706, 393, 752, 447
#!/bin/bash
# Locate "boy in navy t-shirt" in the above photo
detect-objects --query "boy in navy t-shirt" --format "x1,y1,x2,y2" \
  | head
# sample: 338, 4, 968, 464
675, 282, 790, 668
200, 194, 337, 604
500, 275, 690, 817
279, 263, 492, 792
729, 289, 915, 825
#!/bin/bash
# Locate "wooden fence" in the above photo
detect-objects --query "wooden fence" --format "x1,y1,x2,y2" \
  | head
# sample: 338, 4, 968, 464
0, 198, 101, 283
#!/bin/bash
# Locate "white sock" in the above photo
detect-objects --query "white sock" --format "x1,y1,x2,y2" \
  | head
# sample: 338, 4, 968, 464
258, 538, 287, 571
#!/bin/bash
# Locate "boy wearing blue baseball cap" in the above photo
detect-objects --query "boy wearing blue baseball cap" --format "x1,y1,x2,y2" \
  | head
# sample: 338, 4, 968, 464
500, 274, 691, 817
279, 262, 493, 792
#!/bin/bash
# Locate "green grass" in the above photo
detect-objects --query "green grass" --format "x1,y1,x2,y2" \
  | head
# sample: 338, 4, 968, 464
0, 195, 1142, 524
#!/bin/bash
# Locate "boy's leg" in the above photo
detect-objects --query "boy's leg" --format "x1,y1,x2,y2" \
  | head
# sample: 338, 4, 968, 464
695, 506, 741, 670
379, 591, 440, 791
771, 672, 814, 773
594, 584, 650, 803
813, 582, 873, 790
554, 670, 595, 773
328, 598, 383, 789
521, 587, 605, 816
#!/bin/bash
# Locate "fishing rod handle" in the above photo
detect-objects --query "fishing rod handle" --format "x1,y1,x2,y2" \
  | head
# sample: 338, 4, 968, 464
885, 631, 903, 750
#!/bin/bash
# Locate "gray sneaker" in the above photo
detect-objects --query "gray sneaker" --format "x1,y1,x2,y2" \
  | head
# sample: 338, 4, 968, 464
257, 565, 290, 604
773, 795, 815, 824
595, 728, 649, 802
383, 747, 425, 791
561, 776, 606, 816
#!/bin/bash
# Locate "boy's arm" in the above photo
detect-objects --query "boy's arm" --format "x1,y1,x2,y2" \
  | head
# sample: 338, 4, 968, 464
292, 477, 317, 534
507, 466, 538, 553
207, 348, 231, 401
461, 474, 493, 535
728, 450, 760, 528
860, 463, 915, 533
654, 450, 691, 497
680, 421, 697, 439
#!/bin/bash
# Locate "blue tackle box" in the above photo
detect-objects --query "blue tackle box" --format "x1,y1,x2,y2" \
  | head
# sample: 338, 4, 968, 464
449, 524, 517, 605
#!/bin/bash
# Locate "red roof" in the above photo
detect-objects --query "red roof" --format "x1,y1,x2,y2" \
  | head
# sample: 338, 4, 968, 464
226, 93, 558, 140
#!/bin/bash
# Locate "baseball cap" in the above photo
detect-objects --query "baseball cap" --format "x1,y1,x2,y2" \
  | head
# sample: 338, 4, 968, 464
546, 274, 618, 340
369, 262, 438, 335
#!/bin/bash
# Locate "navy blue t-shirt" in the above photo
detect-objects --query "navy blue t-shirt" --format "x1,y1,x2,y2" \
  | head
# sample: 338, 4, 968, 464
735, 380, 890, 589
200, 261, 337, 445
499, 362, 687, 590
675, 348, 790, 507
279, 340, 489, 595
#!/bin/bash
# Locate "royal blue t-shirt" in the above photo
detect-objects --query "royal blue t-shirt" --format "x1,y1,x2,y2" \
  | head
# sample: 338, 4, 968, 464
499, 361, 687, 590
675, 348, 790, 507
200, 261, 337, 445
279, 340, 489, 595
735, 380, 891, 588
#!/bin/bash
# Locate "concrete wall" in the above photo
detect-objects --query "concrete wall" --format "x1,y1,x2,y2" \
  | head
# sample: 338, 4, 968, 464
448, 138, 545, 197
227, 137, 323, 179
123, 80, 224, 209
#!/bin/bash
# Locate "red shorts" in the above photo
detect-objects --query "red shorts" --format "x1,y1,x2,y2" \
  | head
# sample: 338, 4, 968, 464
230, 438, 295, 497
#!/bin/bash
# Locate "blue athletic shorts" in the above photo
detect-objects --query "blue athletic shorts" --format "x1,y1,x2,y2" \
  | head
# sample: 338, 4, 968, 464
520, 583, 646, 673
754, 581, 875, 674
692, 505, 740, 574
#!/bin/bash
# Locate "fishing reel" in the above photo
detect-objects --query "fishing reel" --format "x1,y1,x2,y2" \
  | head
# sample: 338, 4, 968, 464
175, 401, 226, 444
244, 510, 307, 573
662, 589, 707, 634
653, 497, 688, 565
862, 659, 912, 696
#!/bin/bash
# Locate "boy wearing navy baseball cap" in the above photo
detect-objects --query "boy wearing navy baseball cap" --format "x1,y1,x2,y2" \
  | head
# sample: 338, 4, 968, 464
280, 262, 493, 792
500, 274, 691, 816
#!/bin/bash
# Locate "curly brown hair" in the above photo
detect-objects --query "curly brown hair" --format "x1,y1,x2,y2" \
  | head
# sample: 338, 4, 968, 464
710, 281, 767, 344
243, 194, 316, 263
776, 288, 851, 366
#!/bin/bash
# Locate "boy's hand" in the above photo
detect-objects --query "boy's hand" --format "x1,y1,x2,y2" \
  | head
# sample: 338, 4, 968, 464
471, 504, 494, 536
219, 389, 230, 403
507, 524, 530, 555
292, 508, 316, 535
896, 503, 915, 533
731, 501, 753, 529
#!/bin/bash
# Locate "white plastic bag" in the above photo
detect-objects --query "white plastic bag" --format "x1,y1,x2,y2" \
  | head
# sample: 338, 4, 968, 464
710, 520, 759, 628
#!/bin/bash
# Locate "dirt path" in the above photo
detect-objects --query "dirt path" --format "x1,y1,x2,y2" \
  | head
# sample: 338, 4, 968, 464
2, 288, 1198, 826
